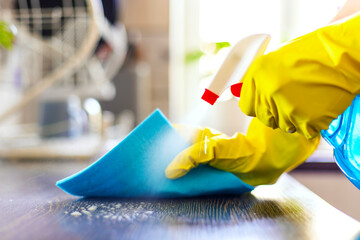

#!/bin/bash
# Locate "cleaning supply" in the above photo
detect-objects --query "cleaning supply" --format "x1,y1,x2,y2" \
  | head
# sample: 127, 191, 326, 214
239, 13, 360, 139
201, 34, 270, 105
56, 109, 254, 198
186, 33, 318, 186
166, 117, 320, 186
321, 95, 360, 190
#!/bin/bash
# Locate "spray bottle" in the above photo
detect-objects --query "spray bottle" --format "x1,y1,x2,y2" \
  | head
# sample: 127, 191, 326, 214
201, 34, 271, 105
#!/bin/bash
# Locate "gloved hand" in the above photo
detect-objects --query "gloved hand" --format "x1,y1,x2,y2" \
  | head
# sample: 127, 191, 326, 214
165, 118, 319, 186
239, 13, 360, 139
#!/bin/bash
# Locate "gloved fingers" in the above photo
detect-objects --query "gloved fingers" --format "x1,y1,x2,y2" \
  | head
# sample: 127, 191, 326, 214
168, 118, 320, 186
239, 74, 257, 117
295, 121, 320, 139
239, 55, 265, 117
276, 111, 297, 134
241, 74, 317, 137
255, 99, 278, 130
165, 139, 216, 179
241, 86, 279, 130
172, 123, 224, 144
165, 133, 256, 179
240, 118, 321, 186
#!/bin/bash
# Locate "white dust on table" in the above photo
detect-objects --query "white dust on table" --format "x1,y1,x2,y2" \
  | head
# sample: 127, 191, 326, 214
81, 210, 91, 216
70, 211, 82, 217
67, 201, 154, 222
88, 205, 97, 211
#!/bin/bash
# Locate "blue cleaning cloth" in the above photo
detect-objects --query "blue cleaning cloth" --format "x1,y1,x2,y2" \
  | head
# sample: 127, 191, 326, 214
321, 95, 360, 190
56, 109, 254, 198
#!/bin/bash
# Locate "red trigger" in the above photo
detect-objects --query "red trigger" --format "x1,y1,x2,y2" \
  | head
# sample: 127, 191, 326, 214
231, 83, 243, 97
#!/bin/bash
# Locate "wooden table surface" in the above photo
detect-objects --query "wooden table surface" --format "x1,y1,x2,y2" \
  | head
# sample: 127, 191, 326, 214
0, 160, 359, 240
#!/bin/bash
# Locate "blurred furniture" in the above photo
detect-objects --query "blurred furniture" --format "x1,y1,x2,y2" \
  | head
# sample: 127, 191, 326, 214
0, 0, 127, 160
122, 0, 170, 117
0, 160, 359, 240
291, 169, 360, 222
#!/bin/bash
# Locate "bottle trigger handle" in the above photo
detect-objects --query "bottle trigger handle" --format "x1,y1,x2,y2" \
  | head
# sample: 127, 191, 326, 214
231, 83, 243, 98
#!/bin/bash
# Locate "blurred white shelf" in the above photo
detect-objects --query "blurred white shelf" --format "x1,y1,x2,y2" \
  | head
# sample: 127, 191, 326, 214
0, 134, 105, 160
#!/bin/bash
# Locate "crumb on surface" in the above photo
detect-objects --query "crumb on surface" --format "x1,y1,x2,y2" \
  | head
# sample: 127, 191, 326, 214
88, 205, 97, 212
71, 211, 82, 217
82, 210, 91, 216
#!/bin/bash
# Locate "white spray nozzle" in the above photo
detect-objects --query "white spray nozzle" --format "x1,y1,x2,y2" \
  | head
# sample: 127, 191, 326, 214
201, 34, 271, 105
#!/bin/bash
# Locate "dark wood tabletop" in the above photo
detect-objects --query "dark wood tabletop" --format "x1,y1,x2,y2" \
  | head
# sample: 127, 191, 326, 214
0, 159, 359, 240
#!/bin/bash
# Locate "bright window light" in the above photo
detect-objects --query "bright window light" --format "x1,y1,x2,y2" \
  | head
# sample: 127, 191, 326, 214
200, 0, 281, 44
200, 0, 345, 46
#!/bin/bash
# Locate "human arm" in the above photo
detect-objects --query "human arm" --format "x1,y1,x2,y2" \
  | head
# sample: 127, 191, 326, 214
165, 118, 319, 186
239, 11, 360, 139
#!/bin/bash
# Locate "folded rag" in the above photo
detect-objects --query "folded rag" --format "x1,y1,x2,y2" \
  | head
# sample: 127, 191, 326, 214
56, 109, 254, 198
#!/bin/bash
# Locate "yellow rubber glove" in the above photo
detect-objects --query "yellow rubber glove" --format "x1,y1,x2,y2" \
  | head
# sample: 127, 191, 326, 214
165, 118, 319, 186
239, 13, 360, 139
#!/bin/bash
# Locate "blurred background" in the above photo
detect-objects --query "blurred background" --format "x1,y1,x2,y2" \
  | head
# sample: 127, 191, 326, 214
1, 0, 360, 220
